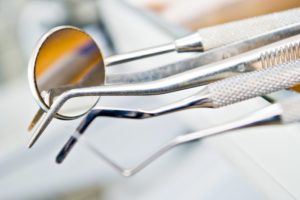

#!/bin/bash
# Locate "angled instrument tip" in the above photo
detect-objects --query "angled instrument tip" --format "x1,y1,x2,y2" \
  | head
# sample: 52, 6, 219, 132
56, 131, 81, 163
27, 108, 56, 148
27, 135, 38, 148
27, 125, 45, 148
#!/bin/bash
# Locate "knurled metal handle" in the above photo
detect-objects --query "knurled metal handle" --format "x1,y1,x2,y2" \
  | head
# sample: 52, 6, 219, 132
199, 8, 300, 50
209, 60, 300, 107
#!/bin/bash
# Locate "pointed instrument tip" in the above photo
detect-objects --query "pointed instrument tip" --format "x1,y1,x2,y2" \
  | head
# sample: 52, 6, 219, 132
27, 131, 41, 148
55, 135, 79, 164
27, 138, 35, 149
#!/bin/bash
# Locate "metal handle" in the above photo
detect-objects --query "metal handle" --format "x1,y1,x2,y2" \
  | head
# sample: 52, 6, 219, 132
198, 8, 300, 50
106, 8, 300, 66
209, 60, 300, 107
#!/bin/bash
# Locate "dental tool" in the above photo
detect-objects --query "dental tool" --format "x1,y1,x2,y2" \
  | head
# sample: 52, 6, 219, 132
105, 8, 300, 84
56, 58, 300, 163
28, 8, 300, 129
60, 94, 300, 177
92, 7, 300, 66
27, 34, 300, 147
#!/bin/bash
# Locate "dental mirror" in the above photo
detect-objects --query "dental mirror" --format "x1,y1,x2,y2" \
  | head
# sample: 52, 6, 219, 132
28, 26, 105, 119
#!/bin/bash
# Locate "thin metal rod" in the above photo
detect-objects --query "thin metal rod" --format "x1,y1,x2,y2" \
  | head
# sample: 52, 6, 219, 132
56, 91, 212, 163
78, 104, 282, 176
105, 43, 175, 66
106, 26, 300, 84
103, 7, 300, 69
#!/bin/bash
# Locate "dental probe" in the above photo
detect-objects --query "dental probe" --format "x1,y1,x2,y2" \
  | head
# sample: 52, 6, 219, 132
66, 95, 300, 176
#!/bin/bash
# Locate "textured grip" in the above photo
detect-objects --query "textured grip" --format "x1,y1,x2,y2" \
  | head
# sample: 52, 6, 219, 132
209, 60, 300, 107
280, 96, 300, 124
199, 8, 300, 50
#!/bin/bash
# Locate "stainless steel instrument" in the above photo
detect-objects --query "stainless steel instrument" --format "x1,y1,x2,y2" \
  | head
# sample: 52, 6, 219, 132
60, 94, 300, 176
105, 7, 300, 65
55, 59, 300, 163
28, 34, 300, 147
29, 8, 300, 120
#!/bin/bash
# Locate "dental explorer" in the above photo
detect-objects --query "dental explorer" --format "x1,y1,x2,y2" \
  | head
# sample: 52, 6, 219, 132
62, 94, 300, 177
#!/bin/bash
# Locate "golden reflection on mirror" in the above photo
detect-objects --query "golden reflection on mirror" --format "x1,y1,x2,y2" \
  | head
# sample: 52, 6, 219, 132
31, 26, 105, 119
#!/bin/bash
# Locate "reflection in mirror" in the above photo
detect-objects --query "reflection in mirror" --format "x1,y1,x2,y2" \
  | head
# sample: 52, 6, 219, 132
29, 26, 105, 119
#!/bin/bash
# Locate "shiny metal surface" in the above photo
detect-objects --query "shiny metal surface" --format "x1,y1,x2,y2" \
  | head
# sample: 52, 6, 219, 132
105, 7, 300, 66
104, 43, 176, 66
28, 22, 300, 130
107, 22, 300, 84
28, 26, 105, 119
56, 90, 212, 163
260, 42, 300, 68
4, 0, 299, 198
32, 33, 300, 117
27, 35, 300, 147
72, 103, 283, 177
3, 1, 273, 198
28, 11, 300, 121
103, 27, 204, 66
72, 94, 300, 176
55, 59, 300, 162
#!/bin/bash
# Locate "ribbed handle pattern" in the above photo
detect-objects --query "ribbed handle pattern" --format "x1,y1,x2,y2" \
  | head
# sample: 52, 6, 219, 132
209, 60, 300, 107
199, 8, 300, 50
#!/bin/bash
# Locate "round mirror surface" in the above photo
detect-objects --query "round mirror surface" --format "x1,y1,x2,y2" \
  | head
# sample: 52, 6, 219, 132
29, 26, 105, 119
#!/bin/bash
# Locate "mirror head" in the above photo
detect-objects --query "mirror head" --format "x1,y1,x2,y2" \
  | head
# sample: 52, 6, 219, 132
28, 26, 105, 119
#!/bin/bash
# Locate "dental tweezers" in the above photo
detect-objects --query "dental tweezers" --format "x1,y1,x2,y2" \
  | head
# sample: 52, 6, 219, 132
56, 59, 300, 163
28, 8, 300, 130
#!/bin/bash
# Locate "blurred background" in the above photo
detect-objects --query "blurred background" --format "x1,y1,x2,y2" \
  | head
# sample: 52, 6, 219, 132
0, 0, 300, 199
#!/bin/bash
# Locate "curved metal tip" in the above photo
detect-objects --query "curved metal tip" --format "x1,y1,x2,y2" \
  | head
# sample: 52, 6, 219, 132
56, 135, 78, 164
122, 170, 134, 177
